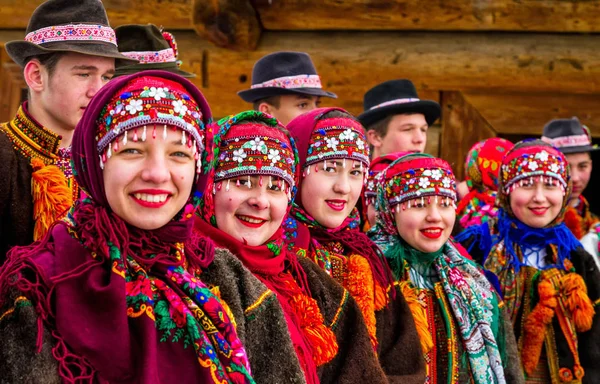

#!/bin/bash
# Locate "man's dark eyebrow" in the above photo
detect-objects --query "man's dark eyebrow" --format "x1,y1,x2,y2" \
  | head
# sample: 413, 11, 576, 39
71, 65, 115, 75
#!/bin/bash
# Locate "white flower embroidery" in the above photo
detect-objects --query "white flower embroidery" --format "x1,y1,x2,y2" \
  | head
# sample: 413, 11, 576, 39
126, 99, 143, 115
423, 169, 432, 177
527, 161, 539, 171
356, 138, 365, 150
536, 151, 549, 162
442, 177, 452, 188
232, 149, 247, 163
172, 100, 188, 115
268, 149, 281, 164
419, 177, 431, 188
326, 137, 339, 151
250, 138, 265, 151
431, 169, 443, 180
550, 163, 560, 173
339, 128, 355, 141
148, 87, 167, 101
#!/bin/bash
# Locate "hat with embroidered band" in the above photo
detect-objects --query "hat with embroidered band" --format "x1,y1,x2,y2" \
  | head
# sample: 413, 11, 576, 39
237, 51, 337, 103
358, 79, 441, 128
5, 0, 136, 68
113, 24, 195, 78
541, 117, 599, 154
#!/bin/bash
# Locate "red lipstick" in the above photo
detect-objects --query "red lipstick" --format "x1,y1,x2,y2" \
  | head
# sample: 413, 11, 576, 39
420, 227, 443, 239
236, 215, 267, 228
325, 199, 346, 212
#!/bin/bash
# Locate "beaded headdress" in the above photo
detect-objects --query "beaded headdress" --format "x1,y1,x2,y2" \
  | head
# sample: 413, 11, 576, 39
302, 114, 369, 176
380, 154, 457, 212
364, 152, 409, 206
96, 76, 205, 172
209, 110, 298, 201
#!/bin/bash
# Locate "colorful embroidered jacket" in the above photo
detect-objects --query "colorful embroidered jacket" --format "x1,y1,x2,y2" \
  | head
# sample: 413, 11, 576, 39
0, 103, 78, 263
564, 196, 600, 240
0, 248, 306, 384
291, 242, 426, 383
485, 246, 600, 384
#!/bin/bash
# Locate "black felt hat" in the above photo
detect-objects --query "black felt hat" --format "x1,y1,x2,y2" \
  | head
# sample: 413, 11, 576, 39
358, 79, 441, 127
541, 117, 599, 154
113, 24, 195, 78
238, 51, 337, 103
5, 0, 136, 67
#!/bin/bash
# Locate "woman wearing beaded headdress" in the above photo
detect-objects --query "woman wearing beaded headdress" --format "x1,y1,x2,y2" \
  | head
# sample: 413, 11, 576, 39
0, 71, 299, 383
368, 152, 523, 384
194, 110, 388, 384
284, 107, 425, 382
482, 139, 600, 383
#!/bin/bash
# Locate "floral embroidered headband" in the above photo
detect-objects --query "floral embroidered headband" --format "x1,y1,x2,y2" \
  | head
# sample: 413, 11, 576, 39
210, 110, 298, 200
303, 116, 369, 176
96, 76, 205, 171
380, 154, 457, 212
500, 143, 568, 196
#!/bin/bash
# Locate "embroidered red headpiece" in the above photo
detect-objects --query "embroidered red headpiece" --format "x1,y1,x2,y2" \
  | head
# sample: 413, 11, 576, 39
211, 110, 298, 198
304, 116, 369, 169
380, 154, 457, 208
501, 143, 568, 195
465, 137, 514, 191
96, 76, 205, 170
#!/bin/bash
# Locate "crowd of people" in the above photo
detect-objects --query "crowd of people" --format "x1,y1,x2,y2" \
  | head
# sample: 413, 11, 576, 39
0, 1, 598, 383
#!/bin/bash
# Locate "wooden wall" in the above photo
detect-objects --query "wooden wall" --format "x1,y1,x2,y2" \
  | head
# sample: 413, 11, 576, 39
1, 0, 600, 180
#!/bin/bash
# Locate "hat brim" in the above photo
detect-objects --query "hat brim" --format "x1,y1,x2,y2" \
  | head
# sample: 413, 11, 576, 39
113, 62, 196, 78
5, 40, 138, 67
358, 100, 441, 127
557, 144, 600, 154
237, 86, 337, 103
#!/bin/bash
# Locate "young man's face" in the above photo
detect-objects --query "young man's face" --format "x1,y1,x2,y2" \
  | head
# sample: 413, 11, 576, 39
36, 52, 115, 133
564, 152, 593, 203
260, 94, 320, 125
367, 113, 428, 157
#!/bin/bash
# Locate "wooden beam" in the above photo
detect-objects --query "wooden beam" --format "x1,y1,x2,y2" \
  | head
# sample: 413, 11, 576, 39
0, 0, 193, 30
440, 91, 496, 180
463, 92, 600, 138
3, 1, 600, 33
254, 0, 600, 33
191, 0, 261, 51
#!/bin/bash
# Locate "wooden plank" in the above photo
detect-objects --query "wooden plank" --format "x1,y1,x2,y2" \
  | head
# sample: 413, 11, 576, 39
4, 0, 600, 33
170, 31, 600, 118
440, 91, 496, 180
0, 62, 26, 122
0, 0, 193, 30
463, 92, 600, 137
191, 0, 261, 50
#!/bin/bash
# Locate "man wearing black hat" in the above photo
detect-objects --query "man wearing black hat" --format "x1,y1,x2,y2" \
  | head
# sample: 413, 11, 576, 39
238, 51, 337, 125
113, 24, 195, 78
541, 117, 599, 239
0, 0, 135, 264
358, 79, 441, 158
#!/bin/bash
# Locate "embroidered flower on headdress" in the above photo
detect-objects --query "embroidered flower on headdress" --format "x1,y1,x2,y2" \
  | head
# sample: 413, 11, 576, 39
248, 137, 267, 152
339, 128, 356, 141
527, 160, 539, 171
357, 138, 365, 150
431, 169, 443, 180
536, 150, 549, 162
442, 177, 452, 189
126, 99, 143, 115
172, 100, 188, 115
148, 86, 167, 101
232, 148, 246, 163
268, 149, 281, 165
550, 163, 560, 173
326, 137, 339, 151
419, 177, 431, 188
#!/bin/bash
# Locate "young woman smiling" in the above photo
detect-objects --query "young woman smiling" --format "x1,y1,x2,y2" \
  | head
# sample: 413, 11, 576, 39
368, 152, 523, 384
284, 107, 425, 382
194, 110, 388, 384
0, 72, 298, 383
483, 139, 600, 383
